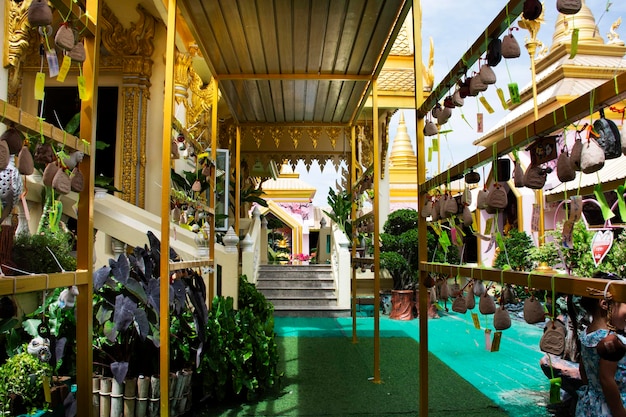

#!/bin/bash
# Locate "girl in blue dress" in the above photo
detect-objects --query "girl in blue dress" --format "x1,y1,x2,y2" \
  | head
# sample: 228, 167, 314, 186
576, 280, 626, 417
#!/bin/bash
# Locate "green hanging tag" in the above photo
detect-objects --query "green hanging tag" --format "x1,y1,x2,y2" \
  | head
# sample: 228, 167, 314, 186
428, 147, 433, 162
616, 184, 626, 221
550, 377, 562, 404
508, 83, 520, 104
594, 184, 615, 221
432, 138, 439, 152
35, 72, 46, 100
439, 232, 451, 252
569, 29, 579, 59
495, 232, 506, 253
496, 88, 509, 110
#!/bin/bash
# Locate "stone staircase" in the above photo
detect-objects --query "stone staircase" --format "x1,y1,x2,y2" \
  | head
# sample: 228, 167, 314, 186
256, 264, 350, 317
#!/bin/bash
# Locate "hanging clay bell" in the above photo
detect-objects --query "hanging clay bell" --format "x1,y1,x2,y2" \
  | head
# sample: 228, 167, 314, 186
42, 162, 59, 186
69, 41, 86, 63
70, 167, 84, 192
55, 23, 76, 50
17, 145, 34, 175
34, 142, 55, 164
52, 168, 72, 195
191, 180, 202, 192
0, 127, 24, 154
27, 0, 53, 27
494, 306, 512, 330
0, 141, 10, 170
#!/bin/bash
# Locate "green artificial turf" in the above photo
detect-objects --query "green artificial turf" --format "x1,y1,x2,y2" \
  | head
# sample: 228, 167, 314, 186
193, 336, 510, 416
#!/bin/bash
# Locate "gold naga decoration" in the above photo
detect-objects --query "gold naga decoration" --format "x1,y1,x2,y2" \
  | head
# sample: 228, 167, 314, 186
518, 4, 545, 120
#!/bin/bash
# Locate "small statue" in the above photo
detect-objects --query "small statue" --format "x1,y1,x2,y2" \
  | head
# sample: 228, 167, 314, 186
27, 336, 51, 362
58, 285, 79, 309
608, 17, 624, 46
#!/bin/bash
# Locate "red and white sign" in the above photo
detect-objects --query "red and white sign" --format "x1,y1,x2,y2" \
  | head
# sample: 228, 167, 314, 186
591, 230, 613, 267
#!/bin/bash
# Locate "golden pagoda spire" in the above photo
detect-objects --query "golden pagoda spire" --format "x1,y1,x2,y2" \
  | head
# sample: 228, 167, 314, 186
389, 112, 417, 168
552, 0, 604, 47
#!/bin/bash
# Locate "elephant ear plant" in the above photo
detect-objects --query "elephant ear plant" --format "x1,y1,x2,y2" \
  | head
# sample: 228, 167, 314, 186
92, 231, 208, 385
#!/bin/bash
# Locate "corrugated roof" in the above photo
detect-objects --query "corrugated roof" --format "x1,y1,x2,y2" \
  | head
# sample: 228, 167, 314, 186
544, 155, 626, 195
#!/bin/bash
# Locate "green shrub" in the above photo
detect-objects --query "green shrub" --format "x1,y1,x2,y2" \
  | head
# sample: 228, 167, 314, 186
493, 228, 534, 271
0, 350, 52, 414
199, 276, 281, 401
13, 230, 76, 274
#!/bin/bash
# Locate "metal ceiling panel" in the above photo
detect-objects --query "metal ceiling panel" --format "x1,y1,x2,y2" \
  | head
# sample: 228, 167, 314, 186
179, 0, 409, 125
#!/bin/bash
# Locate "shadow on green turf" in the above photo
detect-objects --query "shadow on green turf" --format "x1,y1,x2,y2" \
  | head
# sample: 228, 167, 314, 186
192, 337, 510, 416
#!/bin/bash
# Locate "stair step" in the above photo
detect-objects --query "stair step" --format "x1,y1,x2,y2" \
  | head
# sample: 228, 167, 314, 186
257, 280, 334, 289
257, 264, 340, 317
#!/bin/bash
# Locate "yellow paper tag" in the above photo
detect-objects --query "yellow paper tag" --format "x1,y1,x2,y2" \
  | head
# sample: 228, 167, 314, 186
35, 72, 46, 101
496, 88, 509, 110
471, 211, 478, 231
479, 96, 495, 114
484, 217, 493, 235
43, 375, 51, 403
432, 138, 439, 152
491, 331, 502, 352
471, 312, 481, 329
77, 75, 87, 100
477, 113, 483, 133
428, 147, 432, 162
57, 55, 72, 82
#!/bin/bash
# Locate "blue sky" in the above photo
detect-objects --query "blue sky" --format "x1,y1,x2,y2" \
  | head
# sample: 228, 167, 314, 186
297, 1, 626, 206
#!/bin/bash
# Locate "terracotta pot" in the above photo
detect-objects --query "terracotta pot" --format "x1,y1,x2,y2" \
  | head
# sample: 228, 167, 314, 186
389, 289, 415, 320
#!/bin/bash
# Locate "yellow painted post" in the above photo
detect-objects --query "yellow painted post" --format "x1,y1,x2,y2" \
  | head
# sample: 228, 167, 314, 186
372, 80, 381, 384
351, 125, 357, 344
160, 0, 177, 414
76, 1, 100, 414
209, 79, 219, 302
412, 1, 429, 416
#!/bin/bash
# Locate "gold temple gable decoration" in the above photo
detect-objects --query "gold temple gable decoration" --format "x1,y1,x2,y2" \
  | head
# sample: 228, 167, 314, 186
101, 4, 155, 58
519, 3, 545, 120
5, 0, 38, 105
174, 51, 193, 105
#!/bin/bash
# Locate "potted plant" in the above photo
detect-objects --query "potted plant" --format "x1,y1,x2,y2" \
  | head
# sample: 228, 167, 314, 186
380, 209, 419, 320
92, 231, 208, 416
528, 239, 561, 272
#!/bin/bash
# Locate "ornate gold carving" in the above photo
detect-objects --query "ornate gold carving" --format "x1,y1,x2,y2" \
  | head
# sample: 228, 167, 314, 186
423, 37, 434, 92
308, 127, 321, 149
187, 70, 215, 147
5, 0, 37, 105
101, 3, 155, 57
325, 127, 340, 150
289, 127, 301, 149
270, 127, 282, 148
251, 126, 264, 149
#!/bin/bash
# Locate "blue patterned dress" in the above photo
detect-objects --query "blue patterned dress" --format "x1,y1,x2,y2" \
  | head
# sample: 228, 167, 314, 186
576, 329, 626, 416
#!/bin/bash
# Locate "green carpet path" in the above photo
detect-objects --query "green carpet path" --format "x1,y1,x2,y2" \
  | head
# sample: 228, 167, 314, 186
274, 310, 551, 417
197, 307, 553, 416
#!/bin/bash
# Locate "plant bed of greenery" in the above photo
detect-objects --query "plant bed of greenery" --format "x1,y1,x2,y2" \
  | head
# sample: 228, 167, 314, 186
194, 275, 282, 404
